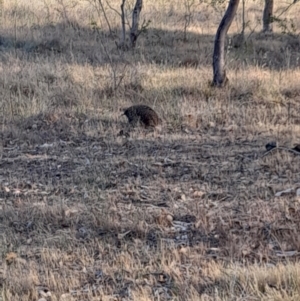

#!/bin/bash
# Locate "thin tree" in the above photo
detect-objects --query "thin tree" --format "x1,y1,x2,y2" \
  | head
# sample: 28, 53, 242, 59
212, 0, 240, 87
120, 0, 126, 48
130, 0, 143, 48
263, 0, 274, 32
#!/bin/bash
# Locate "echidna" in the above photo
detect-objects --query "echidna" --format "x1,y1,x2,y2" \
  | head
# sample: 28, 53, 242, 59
123, 105, 161, 128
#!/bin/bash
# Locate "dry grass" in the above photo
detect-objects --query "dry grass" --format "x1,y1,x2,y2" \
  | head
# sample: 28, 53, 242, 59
1, 0, 300, 300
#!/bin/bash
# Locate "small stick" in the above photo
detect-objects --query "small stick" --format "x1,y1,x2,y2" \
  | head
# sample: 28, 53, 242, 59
261, 146, 300, 158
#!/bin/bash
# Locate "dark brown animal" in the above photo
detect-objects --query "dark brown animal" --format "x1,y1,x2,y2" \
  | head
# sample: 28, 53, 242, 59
123, 105, 161, 128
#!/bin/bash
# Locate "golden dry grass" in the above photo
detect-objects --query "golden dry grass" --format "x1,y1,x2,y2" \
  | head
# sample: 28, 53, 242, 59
1, 0, 300, 300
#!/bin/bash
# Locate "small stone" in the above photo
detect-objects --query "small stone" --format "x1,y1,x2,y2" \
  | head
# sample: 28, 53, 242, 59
265, 141, 277, 151
293, 144, 300, 152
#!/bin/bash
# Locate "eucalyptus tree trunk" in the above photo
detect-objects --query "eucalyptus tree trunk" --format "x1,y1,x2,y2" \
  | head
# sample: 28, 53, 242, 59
119, 0, 126, 48
212, 0, 240, 87
130, 0, 143, 48
263, 0, 274, 32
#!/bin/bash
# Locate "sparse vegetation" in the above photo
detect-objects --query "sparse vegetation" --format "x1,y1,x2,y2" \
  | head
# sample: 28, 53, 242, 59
1, 0, 300, 300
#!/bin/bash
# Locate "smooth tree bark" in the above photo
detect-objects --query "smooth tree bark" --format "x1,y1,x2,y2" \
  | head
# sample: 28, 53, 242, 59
212, 0, 240, 87
130, 0, 143, 48
263, 0, 274, 32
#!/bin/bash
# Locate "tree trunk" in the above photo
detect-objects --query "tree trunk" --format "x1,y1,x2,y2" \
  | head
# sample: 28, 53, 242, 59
119, 0, 126, 48
130, 0, 143, 48
263, 0, 274, 32
212, 0, 240, 87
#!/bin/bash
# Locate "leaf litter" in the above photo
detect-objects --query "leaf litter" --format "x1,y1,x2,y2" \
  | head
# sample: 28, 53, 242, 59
2, 112, 300, 300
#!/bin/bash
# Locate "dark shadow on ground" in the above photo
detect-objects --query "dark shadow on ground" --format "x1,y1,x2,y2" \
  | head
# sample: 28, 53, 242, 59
1, 110, 300, 204
0, 22, 300, 70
